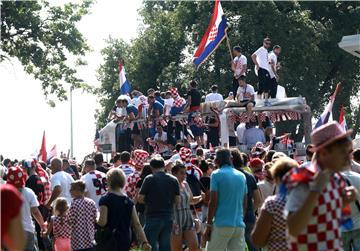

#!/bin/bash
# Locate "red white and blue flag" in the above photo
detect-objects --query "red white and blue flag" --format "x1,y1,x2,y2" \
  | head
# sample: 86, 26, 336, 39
339, 105, 348, 131
47, 144, 58, 162
314, 83, 341, 129
193, 0, 228, 69
119, 62, 132, 94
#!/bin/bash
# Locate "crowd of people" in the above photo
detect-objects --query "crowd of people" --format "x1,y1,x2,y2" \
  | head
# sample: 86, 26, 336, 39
2, 37, 360, 251
104, 37, 287, 155
2, 121, 360, 251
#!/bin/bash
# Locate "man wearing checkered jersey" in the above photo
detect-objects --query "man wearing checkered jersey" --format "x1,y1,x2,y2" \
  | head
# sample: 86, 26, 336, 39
285, 122, 357, 251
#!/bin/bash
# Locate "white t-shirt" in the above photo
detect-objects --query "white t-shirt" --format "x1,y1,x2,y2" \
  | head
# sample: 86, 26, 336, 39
233, 55, 247, 76
81, 170, 107, 208
205, 93, 223, 102
154, 133, 169, 153
236, 123, 246, 144
164, 98, 174, 115
21, 187, 40, 233
237, 84, 255, 101
50, 171, 74, 205
115, 107, 127, 117
276, 85, 287, 99
257, 180, 277, 205
131, 96, 142, 108
253, 46, 269, 71
351, 160, 360, 174
268, 51, 278, 79
168, 153, 181, 163
341, 170, 360, 231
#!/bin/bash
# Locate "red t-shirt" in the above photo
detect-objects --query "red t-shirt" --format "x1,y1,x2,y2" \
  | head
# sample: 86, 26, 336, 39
1, 184, 23, 242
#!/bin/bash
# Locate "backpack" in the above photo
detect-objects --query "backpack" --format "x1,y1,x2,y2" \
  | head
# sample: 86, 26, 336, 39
186, 168, 202, 208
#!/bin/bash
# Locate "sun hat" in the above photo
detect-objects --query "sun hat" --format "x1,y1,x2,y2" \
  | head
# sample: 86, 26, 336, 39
310, 121, 352, 152
179, 147, 192, 163
133, 149, 149, 169
7, 166, 26, 188
272, 152, 287, 161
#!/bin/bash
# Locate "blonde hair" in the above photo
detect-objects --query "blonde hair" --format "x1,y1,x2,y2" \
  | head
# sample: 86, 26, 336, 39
270, 157, 298, 181
107, 168, 126, 189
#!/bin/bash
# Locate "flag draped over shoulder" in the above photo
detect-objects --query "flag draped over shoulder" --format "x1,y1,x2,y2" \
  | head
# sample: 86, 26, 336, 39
119, 62, 132, 95
193, 0, 228, 69
314, 83, 341, 129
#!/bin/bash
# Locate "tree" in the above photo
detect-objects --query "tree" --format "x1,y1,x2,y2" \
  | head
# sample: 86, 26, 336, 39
96, 1, 360, 137
95, 37, 131, 129
1, 0, 92, 101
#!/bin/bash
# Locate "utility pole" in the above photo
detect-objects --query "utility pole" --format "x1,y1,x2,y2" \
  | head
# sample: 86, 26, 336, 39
70, 87, 74, 159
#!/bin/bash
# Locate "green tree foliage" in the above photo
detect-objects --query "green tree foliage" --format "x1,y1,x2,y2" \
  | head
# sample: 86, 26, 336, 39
96, 1, 360, 136
1, 0, 92, 100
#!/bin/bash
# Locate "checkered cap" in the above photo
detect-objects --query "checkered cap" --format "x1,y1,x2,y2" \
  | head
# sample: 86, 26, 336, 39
133, 149, 149, 169
170, 87, 178, 96
179, 147, 192, 163
311, 121, 352, 152
7, 166, 26, 188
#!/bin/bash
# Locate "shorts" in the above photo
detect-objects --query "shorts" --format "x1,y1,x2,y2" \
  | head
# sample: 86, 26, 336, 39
257, 68, 271, 94
190, 106, 200, 112
190, 125, 204, 137
173, 208, 194, 235
239, 100, 256, 108
269, 77, 278, 98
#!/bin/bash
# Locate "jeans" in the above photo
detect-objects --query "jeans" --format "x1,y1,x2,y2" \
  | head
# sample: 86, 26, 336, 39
144, 216, 173, 251
24, 231, 38, 251
342, 228, 360, 251
206, 226, 246, 251
245, 222, 258, 251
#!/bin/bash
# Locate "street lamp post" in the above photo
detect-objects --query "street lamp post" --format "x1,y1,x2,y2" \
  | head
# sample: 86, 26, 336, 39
70, 87, 74, 159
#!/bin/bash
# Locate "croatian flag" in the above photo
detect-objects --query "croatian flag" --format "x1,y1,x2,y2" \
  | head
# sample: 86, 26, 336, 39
339, 106, 348, 131
193, 0, 228, 69
314, 83, 341, 129
119, 62, 132, 94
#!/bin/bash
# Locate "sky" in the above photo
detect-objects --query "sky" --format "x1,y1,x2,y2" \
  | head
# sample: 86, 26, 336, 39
0, 0, 142, 160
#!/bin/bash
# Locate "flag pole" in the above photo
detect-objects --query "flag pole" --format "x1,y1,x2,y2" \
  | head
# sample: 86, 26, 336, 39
225, 31, 233, 61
